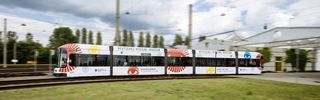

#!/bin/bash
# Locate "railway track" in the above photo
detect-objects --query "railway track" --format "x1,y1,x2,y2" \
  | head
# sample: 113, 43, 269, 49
0, 72, 47, 78
0, 75, 236, 90
0, 67, 49, 73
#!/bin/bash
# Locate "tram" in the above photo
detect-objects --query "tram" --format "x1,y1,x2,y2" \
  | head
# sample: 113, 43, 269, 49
54, 44, 263, 77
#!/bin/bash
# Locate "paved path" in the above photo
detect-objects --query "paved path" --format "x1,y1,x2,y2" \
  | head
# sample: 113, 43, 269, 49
234, 72, 320, 86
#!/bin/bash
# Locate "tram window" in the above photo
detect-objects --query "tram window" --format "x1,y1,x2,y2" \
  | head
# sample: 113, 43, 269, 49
114, 56, 127, 66
196, 58, 216, 66
152, 57, 165, 66
208, 58, 216, 66
113, 55, 164, 66
168, 57, 192, 66
216, 59, 226, 66
216, 59, 221, 66
239, 59, 247, 67
134, 56, 141, 66
256, 59, 261, 67
226, 59, 235, 67
69, 54, 76, 66
181, 57, 192, 66
58, 48, 67, 68
141, 56, 151, 66
87, 55, 95, 66
96, 55, 109, 66
238, 59, 260, 67
168, 57, 176, 66
76, 54, 110, 66
79, 55, 88, 66
127, 56, 139, 66
196, 58, 206, 66
248, 59, 259, 67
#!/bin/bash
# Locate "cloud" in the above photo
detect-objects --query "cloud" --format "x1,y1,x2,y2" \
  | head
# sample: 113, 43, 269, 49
287, 0, 320, 26
0, 0, 320, 46
0, 13, 54, 45
0, 0, 196, 31
0, 11, 116, 46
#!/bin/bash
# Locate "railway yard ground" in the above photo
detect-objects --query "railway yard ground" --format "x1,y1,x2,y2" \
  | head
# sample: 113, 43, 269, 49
0, 73, 320, 100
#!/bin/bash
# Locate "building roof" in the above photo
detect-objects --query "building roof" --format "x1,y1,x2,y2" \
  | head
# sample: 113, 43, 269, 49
234, 27, 320, 48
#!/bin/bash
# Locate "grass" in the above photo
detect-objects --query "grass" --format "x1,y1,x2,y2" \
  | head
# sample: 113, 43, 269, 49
0, 78, 320, 100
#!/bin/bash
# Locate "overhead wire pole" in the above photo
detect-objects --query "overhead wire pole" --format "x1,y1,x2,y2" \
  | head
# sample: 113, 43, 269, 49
3, 18, 7, 68
115, 0, 120, 46
13, 36, 17, 64
49, 50, 55, 73
34, 50, 38, 72
188, 4, 193, 49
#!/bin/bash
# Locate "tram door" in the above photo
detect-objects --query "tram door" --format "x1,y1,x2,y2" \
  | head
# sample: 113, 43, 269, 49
275, 57, 282, 72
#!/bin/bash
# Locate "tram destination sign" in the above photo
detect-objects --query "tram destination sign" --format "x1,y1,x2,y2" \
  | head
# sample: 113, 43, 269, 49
141, 53, 151, 56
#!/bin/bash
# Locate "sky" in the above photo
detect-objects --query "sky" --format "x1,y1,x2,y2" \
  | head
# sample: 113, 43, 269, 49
0, 0, 319, 46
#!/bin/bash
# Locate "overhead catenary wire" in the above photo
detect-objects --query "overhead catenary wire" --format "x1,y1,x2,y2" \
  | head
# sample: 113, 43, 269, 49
165, 30, 235, 46
123, 0, 143, 14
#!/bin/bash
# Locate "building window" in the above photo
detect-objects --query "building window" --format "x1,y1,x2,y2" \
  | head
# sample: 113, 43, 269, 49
205, 42, 209, 47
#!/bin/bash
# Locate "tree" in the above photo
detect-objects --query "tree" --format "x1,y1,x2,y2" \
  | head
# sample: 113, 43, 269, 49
122, 29, 128, 46
173, 34, 183, 45
0, 32, 48, 64
185, 36, 191, 48
75, 29, 81, 43
159, 36, 164, 48
129, 31, 134, 47
199, 35, 206, 42
7, 31, 17, 40
49, 27, 77, 49
153, 35, 158, 48
96, 32, 102, 45
26, 32, 33, 42
16, 40, 42, 64
88, 30, 94, 44
256, 47, 271, 64
145, 32, 151, 47
81, 28, 87, 44
37, 47, 51, 64
285, 49, 309, 72
15, 33, 43, 64
138, 32, 144, 47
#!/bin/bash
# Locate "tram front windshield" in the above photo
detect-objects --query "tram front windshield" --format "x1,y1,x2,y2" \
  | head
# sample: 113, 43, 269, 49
57, 48, 67, 68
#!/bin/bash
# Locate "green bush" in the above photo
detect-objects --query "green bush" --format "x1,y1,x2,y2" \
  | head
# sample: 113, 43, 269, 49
285, 49, 309, 72
256, 47, 271, 64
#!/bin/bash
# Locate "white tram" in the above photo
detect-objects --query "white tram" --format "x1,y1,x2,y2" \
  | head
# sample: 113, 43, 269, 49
54, 44, 263, 77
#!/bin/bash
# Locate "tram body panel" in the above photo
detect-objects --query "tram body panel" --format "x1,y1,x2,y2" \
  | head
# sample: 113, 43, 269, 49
113, 66, 165, 76
238, 67, 261, 74
195, 67, 216, 74
215, 67, 236, 74
112, 46, 165, 76
167, 66, 193, 74
54, 44, 263, 77
237, 51, 263, 74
